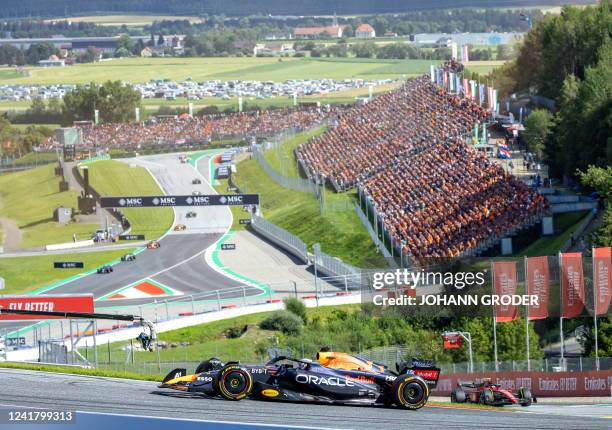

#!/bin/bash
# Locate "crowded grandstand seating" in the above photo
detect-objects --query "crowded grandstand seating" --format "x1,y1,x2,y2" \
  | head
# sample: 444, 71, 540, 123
296, 71, 548, 262
297, 76, 488, 190
46, 107, 336, 149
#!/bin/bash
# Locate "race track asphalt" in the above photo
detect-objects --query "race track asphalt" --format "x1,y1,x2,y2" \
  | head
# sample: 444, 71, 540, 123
0, 369, 610, 430
0, 153, 261, 333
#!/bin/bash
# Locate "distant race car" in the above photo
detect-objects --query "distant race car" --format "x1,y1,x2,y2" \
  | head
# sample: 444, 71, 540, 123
192, 191, 202, 196
451, 378, 534, 407
158, 350, 440, 410
147, 240, 161, 249
97, 265, 113, 274
192, 179, 202, 184
174, 224, 186, 231
186, 211, 197, 218
121, 253, 136, 262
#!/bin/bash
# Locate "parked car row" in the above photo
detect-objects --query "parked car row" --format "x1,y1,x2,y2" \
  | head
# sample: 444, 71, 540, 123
0, 78, 395, 102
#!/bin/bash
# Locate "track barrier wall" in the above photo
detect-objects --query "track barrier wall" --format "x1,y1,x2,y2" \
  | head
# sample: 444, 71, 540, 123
434, 370, 612, 397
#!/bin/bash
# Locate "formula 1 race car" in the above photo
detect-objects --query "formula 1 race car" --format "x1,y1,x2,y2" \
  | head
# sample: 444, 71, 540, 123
192, 178, 202, 184
158, 351, 440, 410
97, 265, 113, 274
173, 224, 186, 231
451, 378, 534, 407
147, 240, 160, 249
186, 211, 197, 218
121, 253, 136, 262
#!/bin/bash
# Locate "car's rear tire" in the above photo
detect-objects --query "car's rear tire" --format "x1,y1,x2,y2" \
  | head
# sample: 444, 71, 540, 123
480, 388, 494, 405
451, 388, 466, 403
518, 387, 532, 406
214, 364, 253, 401
391, 375, 429, 410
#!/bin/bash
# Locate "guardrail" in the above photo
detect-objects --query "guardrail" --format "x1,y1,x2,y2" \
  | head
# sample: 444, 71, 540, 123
250, 214, 309, 264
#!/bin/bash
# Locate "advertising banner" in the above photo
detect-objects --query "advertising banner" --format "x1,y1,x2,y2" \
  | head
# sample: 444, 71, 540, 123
492, 261, 518, 322
560, 252, 585, 318
593, 247, 611, 315
434, 370, 612, 397
526, 256, 550, 320
0, 295, 94, 320
100, 194, 259, 208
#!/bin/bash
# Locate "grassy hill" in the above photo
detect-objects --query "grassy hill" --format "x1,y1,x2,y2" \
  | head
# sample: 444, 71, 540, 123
0, 164, 98, 248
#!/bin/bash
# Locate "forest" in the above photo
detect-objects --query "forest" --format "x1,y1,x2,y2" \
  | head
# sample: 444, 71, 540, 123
0, 0, 595, 20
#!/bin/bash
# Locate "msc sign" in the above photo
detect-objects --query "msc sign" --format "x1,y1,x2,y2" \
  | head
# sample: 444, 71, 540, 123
101, 194, 259, 208
54, 262, 84, 269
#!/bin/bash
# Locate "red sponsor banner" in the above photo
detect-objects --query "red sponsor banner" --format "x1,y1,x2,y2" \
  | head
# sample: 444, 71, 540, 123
492, 261, 518, 322
433, 370, 612, 397
560, 253, 585, 318
443, 334, 462, 349
0, 295, 94, 320
525, 256, 550, 320
593, 247, 611, 315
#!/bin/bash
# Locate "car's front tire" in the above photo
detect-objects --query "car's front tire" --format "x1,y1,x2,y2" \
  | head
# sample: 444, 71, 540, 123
480, 388, 494, 405
214, 364, 253, 401
391, 375, 429, 410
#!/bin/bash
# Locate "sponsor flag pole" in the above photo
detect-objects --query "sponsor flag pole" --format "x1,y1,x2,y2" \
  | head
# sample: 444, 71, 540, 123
559, 252, 565, 369
592, 247, 599, 371
491, 260, 499, 371
524, 256, 530, 371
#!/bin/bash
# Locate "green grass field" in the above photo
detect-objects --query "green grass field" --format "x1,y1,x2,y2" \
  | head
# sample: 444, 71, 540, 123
0, 57, 439, 85
465, 60, 506, 75
231, 130, 386, 268
0, 164, 98, 248
86, 160, 173, 239
0, 248, 134, 295
50, 14, 203, 26
514, 211, 590, 257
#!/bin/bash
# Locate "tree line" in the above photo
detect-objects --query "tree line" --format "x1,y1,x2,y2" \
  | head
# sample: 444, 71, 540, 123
0, 0, 589, 20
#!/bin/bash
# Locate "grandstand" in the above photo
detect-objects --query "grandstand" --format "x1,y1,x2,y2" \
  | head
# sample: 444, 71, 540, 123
295, 64, 549, 263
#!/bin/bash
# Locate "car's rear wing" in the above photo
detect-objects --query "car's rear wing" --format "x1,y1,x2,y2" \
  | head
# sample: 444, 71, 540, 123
397, 358, 441, 388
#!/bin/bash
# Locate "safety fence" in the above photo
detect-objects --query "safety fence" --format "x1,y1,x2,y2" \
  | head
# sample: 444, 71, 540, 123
252, 143, 320, 195
360, 345, 612, 374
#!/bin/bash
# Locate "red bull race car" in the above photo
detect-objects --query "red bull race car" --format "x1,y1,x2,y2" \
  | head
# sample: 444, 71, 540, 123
158, 350, 440, 410
451, 378, 534, 406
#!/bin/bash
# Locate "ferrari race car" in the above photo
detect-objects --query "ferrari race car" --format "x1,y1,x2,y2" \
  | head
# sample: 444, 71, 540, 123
121, 253, 136, 262
159, 351, 440, 410
174, 224, 187, 231
147, 240, 160, 249
97, 265, 113, 274
451, 378, 534, 407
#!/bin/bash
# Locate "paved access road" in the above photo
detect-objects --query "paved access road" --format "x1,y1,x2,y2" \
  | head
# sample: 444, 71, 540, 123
0, 369, 610, 430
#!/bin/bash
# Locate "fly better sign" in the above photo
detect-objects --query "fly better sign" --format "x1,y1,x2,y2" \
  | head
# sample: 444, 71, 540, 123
100, 194, 259, 208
